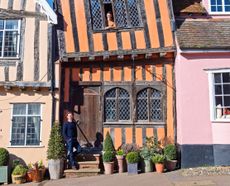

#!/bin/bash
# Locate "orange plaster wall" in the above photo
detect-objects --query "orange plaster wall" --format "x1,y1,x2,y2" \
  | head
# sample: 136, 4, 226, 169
135, 30, 146, 49
125, 128, 133, 144
93, 33, 104, 52
121, 32, 132, 50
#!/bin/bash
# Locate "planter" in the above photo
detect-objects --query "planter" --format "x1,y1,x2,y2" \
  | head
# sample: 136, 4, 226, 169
116, 155, 124, 173
143, 159, 153, 173
0, 166, 8, 184
48, 159, 64, 179
103, 162, 114, 175
26, 170, 34, 182
127, 163, 138, 174
165, 160, 177, 171
11, 174, 26, 184
155, 163, 164, 173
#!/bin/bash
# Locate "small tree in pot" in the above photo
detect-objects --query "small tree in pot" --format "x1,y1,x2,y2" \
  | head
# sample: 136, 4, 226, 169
103, 132, 115, 175
0, 148, 9, 184
164, 144, 177, 171
116, 149, 124, 173
152, 154, 165, 173
126, 152, 140, 174
47, 122, 66, 179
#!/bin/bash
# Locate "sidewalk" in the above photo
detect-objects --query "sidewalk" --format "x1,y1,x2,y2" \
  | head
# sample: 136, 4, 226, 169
9, 170, 230, 186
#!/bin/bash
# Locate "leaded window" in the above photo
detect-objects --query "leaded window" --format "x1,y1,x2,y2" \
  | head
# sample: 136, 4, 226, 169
11, 104, 41, 146
137, 88, 163, 121
90, 0, 142, 30
0, 19, 20, 57
104, 88, 130, 122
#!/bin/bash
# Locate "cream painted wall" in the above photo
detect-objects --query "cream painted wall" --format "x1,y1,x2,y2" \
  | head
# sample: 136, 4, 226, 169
0, 87, 53, 166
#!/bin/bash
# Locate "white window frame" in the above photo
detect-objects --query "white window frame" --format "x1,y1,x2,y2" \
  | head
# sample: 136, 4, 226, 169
9, 103, 43, 147
209, 0, 230, 14
0, 19, 21, 59
207, 69, 230, 122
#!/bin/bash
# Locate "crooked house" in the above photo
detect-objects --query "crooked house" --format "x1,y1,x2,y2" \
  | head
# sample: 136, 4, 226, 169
56, 0, 176, 149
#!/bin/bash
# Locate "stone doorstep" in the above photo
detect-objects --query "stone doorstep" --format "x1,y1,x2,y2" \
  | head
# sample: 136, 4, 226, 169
78, 161, 100, 169
64, 168, 101, 178
76, 153, 101, 162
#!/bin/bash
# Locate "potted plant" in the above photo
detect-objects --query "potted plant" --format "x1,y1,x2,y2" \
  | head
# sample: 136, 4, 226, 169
0, 148, 9, 184
152, 154, 165, 173
126, 152, 140, 174
140, 146, 155, 173
103, 132, 115, 175
26, 163, 33, 182
47, 122, 66, 179
116, 149, 124, 173
103, 151, 115, 175
164, 144, 177, 171
11, 164, 27, 184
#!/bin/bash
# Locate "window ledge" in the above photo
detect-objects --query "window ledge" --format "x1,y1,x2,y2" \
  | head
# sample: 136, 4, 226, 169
0, 57, 20, 61
7, 145, 45, 148
92, 27, 144, 33
211, 120, 230, 123
209, 12, 230, 15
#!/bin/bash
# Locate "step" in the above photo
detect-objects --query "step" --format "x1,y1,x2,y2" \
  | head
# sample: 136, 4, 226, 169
64, 168, 101, 178
76, 153, 101, 162
78, 161, 100, 169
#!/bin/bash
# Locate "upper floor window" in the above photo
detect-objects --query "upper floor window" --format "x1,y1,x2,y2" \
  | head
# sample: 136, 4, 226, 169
0, 19, 20, 58
11, 104, 41, 146
210, 0, 230, 13
210, 72, 230, 121
90, 0, 142, 30
137, 88, 163, 122
104, 88, 130, 122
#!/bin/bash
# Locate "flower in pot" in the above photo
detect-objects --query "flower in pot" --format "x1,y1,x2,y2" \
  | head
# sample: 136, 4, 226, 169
126, 152, 140, 174
140, 146, 155, 173
164, 144, 177, 171
116, 149, 124, 173
103, 132, 115, 175
103, 151, 115, 175
11, 164, 27, 184
151, 154, 165, 173
0, 148, 9, 184
47, 122, 66, 180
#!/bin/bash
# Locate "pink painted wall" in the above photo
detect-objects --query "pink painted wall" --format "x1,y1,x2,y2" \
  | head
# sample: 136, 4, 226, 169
176, 51, 230, 145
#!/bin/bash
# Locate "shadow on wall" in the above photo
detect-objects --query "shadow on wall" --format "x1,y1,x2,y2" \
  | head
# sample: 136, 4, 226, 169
8, 153, 27, 172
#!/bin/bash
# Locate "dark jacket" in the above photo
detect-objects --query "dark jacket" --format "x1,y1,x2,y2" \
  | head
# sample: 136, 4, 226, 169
63, 121, 78, 141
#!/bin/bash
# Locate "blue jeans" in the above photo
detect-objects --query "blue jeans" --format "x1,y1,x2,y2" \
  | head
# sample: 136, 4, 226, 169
67, 138, 81, 167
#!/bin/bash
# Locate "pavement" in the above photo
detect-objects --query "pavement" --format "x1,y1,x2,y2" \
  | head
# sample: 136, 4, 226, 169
9, 170, 230, 186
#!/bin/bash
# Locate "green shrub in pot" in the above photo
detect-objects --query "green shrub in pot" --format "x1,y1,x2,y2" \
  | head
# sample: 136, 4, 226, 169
126, 152, 140, 174
0, 148, 9, 184
164, 144, 177, 171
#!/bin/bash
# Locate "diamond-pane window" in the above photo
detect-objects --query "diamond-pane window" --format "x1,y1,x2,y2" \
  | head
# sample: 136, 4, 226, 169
90, 0, 103, 30
105, 88, 130, 122
137, 88, 163, 121
114, 0, 128, 28
127, 0, 141, 27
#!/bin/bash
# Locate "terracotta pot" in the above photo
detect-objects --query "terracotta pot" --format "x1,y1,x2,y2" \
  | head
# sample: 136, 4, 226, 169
11, 174, 26, 184
116, 155, 124, 173
26, 170, 34, 182
155, 163, 164, 173
165, 160, 177, 171
32, 169, 43, 182
103, 162, 114, 175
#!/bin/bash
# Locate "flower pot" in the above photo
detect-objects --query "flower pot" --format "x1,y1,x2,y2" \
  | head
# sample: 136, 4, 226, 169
103, 162, 114, 175
165, 160, 177, 171
116, 155, 124, 173
143, 159, 153, 173
0, 166, 8, 184
32, 169, 43, 182
127, 163, 138, 174
48, 159, 64, 179
11, 174, 26, 184
155, 163, 164, 173
26, 170, 34, 182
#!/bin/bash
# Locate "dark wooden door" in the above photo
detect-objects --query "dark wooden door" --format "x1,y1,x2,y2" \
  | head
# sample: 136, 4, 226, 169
74, 86, 102, 146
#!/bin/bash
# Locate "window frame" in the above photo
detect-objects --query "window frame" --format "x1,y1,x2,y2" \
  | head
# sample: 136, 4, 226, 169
209, 0, 230, 14
90, 0, 143, 31
208, 69, 230, 122
9, 103, 43, 147
0, 19, 21, 59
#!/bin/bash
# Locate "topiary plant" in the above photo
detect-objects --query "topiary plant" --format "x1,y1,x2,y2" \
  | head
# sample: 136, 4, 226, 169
12, 165, 27, 176
103, 151, 115, 162
47, 122, 66, 160
116, 149, 124, 156
103, 132, 115, 152
0, 148, 9, 166
164, 144, 177, 160
152, 154, 165, 164
126, 152, 140, 164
